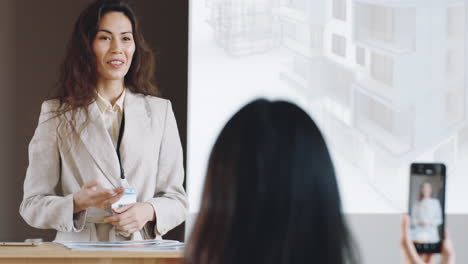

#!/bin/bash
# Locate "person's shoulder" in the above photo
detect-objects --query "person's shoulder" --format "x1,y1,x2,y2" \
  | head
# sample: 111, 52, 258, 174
130, 92, 171, 110
41, 99, 61, 112
36, 99, 63, 124
137, 93, 169, 105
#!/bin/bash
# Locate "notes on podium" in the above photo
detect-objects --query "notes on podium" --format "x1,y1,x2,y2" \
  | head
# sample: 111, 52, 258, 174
57, 239, 185, 251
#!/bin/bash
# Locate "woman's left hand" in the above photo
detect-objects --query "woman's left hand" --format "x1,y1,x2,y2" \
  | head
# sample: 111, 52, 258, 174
104, 203, 156, 233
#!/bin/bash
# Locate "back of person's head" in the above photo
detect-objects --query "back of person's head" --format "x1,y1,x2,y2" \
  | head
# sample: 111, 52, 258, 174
185, 99, 359, 264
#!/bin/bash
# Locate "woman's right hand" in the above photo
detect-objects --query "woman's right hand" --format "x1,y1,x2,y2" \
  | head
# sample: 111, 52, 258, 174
401, 214, 456, 264
73, 180, 125, 213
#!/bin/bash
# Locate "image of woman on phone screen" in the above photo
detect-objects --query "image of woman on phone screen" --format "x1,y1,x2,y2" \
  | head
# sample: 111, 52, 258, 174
410, 182, 442, 243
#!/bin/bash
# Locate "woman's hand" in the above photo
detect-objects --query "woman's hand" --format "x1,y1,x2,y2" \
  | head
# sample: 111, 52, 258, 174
418, 220, 428, 226
441, 231, 456, 264
103, 202, 156, 234
73, 180, 125, 213
401, 214, 455, 264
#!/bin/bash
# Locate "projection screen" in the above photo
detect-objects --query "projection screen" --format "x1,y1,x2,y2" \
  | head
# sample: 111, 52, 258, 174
187, 0, 468, 215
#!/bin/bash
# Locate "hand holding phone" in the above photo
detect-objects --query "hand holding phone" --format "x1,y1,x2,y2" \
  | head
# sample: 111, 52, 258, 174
400, 215, 456, 264
408, 163, 446, 253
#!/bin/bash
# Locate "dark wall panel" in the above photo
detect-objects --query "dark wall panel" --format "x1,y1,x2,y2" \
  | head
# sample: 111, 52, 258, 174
0, 0, 17, 242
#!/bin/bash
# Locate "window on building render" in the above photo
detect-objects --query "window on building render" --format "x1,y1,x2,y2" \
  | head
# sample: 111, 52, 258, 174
356, 46, 366, 66
447, 5, 465, 39
332, 0, 346, 21
370, 52, 393, 86
332, 34, 346, 58
369, 6, 394, 42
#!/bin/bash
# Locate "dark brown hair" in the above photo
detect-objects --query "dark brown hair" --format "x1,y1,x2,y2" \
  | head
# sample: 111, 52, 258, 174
185, 99, 359, 264
51, 0, 157, 125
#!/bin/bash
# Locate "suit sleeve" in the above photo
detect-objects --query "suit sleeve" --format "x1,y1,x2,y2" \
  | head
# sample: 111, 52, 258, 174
144, 100, 188, 237
19, 101, 86, 232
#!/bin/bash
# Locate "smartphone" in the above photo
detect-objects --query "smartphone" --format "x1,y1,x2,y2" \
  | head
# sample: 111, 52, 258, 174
408, 163, 446, 253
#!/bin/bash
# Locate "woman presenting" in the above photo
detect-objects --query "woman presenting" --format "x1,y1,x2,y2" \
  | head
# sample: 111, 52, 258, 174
19, 0, 187, 241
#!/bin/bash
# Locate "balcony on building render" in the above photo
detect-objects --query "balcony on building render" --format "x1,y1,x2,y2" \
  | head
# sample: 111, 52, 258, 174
353, 1, 416, 54
354, 74, 395, 102
352, 87, 413, 155
354, 49, 428, 105
354, 48, 397, 101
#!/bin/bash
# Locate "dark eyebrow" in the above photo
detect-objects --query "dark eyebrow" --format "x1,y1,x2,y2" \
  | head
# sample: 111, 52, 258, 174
97, 29, 133, 35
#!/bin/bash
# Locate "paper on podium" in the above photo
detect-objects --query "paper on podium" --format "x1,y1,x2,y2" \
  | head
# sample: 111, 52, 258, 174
57, 239, 184, 251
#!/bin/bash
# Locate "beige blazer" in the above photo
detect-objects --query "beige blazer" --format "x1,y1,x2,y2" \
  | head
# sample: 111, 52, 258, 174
20, 91, 188, 241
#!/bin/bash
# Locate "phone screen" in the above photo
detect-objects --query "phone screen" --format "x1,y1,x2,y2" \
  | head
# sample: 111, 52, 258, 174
409, 163, 446, 253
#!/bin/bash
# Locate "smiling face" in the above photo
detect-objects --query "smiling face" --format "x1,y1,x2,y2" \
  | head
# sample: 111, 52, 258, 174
93, 11, 135, 83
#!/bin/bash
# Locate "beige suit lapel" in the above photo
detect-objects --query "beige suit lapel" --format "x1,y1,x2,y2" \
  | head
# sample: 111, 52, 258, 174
119, 91, 151, 181
77, 101, 121, 188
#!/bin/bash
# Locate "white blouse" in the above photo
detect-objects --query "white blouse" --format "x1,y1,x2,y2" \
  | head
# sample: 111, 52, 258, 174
410, 198, 443, 243
95, 89, 126, 148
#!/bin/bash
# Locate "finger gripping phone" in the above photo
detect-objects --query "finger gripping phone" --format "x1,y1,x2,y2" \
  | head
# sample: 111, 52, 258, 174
408, 163, 446, 253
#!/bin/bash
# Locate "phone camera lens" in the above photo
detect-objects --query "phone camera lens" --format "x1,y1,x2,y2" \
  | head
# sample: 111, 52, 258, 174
425, 169, 433, 174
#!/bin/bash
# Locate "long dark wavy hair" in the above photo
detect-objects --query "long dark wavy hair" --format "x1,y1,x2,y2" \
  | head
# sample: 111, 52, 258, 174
185, 99, 360, 264
51, 0, 157, 125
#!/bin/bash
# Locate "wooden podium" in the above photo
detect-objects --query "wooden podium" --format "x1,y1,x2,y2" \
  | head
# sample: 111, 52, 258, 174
0, 242, 183, 264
